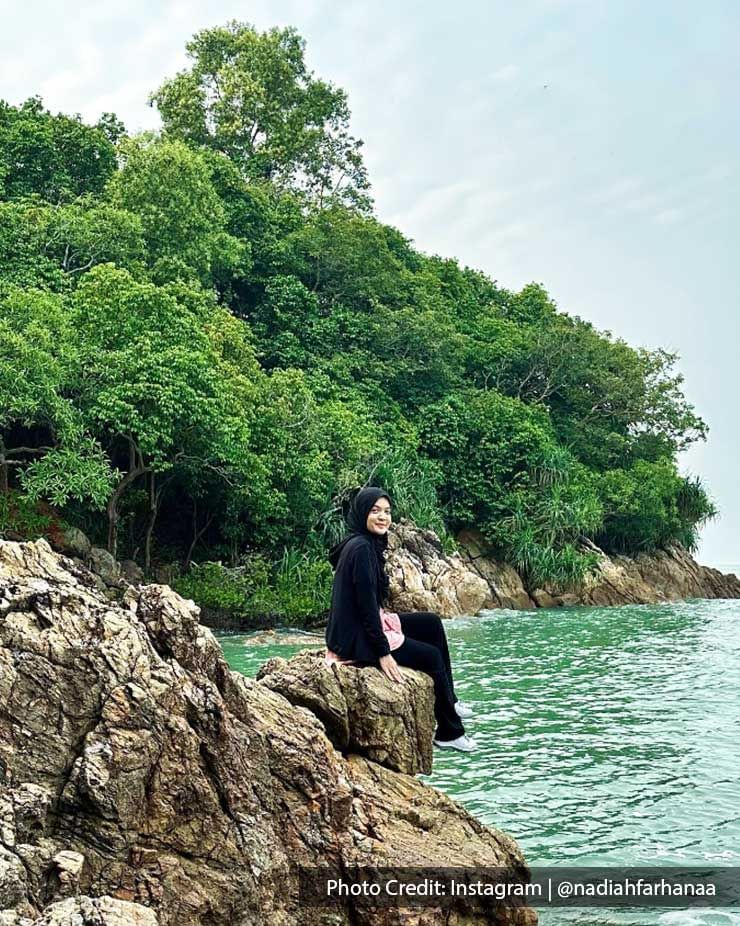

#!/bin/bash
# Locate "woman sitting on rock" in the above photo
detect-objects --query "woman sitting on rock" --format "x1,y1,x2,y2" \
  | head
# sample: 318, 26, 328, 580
325, 486, 476, 753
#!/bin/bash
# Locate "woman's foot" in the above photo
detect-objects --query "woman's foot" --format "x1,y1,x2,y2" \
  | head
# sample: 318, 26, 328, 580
454, 700, 473, 719
433, 734, 477, 752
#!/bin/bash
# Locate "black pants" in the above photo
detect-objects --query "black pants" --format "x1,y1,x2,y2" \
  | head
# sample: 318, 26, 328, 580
392, 612, 465, 742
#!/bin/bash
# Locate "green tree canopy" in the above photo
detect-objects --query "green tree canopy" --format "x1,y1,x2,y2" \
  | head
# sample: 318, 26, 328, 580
107, 135, 249, 288
71, 265, 264, 555
150, 21, 369, 207
0, 197, 146, 294
0, 97, 118, 202
0, 285, 115, 506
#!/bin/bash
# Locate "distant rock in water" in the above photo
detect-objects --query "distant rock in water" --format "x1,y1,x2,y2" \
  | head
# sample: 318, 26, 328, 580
569, 540, 740, 606
0, 538, 535, 925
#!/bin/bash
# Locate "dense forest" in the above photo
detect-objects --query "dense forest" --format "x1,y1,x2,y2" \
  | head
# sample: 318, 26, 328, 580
0, 21, 716, 622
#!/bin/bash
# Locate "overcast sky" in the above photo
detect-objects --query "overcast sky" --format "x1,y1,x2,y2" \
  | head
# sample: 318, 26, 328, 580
2, 0, 738, 567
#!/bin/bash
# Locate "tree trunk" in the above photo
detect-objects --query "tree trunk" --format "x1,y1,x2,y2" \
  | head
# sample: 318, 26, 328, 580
107, 459, 148, 559
144, 471, 157, 572
183, 499, 215, 573
144, 472, 175, 572
0, 437, 8, 495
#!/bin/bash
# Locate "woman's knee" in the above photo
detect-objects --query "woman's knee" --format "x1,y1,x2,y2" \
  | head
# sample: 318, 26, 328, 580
400, 644, 444, 674
426, 648, 445, 673
427, 613, 445, 639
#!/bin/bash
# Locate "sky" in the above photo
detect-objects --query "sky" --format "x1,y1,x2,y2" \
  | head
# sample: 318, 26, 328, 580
1, 0, 738, 567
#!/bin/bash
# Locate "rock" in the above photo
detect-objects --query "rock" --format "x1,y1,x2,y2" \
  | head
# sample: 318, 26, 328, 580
54, 527, 92, 559
539, 542, 740, 607
120, 559, 144, 585
0, 538, 534, 925
152, 562, 178, 586
256, 650, 435, 774
529, 588, 560, 608
456, 530, 740, 609
50, 850, 85, 895
386, 521, 490, 617
245, 629, 324, 646
87, 546, 120, 585
457, 530, 535, 609
33, 896, 158, 925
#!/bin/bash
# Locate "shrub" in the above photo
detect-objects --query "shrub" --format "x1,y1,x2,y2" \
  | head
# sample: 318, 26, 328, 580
173, 547, 333, 628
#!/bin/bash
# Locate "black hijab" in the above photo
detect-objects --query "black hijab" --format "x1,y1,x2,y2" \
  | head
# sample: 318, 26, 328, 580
328, 486, 391, 603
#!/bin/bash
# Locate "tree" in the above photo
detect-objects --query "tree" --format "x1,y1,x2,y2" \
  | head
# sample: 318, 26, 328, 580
150, 22, 370, 208
418, 390, 554, 527
0, 97, 118, 202
0, 198, 147, 294
107, 135, 249, 288
596, 461, 716, 554
0, 285, 115, 506
71, 265, 263, 559
244, 367, 377, 549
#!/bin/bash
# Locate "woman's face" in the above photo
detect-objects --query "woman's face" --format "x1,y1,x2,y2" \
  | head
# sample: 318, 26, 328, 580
366, 497, 392, 535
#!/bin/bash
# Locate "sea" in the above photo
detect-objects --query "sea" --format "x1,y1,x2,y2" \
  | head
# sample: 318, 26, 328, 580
219, 593, 740, 926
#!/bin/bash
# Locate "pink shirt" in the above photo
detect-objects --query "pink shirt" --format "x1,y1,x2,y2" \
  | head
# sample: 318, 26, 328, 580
325, 607, 404, 665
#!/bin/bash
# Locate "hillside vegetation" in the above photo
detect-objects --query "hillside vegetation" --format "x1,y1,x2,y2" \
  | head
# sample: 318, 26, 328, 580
0, 21, 715, 620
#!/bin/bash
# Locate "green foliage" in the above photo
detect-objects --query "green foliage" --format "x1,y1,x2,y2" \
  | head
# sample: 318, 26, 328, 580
0, 286, 76, 428
0, 197, 146, 292
491, 312, 708, 469
250, 548, 333, 623
174, 549, 332, 626
596, 461, 716, 554
20, 440, 117, 509
0, 489, 54, 538
361, 448, 450, 543
0, 285, 115, 507
244, 367, 377, 548
150, 21, 369, 207
107, 136, 249, 287
250, 274, 319, 368
418, 390, 554, 526
487, 448, 604, 588
0, 97, 117, 202
71, 267, 265, 516
0, 201, 67, 291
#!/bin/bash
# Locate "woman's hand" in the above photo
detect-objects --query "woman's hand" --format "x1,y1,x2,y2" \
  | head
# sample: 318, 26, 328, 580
379, 653, 404, 684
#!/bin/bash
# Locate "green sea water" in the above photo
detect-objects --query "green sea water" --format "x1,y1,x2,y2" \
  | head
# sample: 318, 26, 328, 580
218, 599, 740, 925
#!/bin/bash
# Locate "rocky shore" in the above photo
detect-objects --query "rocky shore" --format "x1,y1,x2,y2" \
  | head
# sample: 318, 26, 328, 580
26, 520, 740, 631
385, 522, 740, 617
0, 538, 535, 925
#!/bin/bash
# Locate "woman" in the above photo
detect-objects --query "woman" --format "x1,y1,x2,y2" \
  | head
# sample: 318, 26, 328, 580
325, 486, 476, 753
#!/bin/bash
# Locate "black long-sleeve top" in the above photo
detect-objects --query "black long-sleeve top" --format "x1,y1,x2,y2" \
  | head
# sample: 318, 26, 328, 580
325, 535, 391, 663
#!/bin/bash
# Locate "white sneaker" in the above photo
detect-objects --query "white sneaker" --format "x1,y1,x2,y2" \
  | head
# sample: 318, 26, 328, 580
454, 700, 473, 719
433, 734, 477, 752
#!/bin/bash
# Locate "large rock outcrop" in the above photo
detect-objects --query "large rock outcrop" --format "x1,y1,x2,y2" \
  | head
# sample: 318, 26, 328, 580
386, 522, 490, 617
0, 539, 534, 925
456, 529, 740, 610
455, 532, 534, 610
524, 540, 740, 607
257, 651, 435, 775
